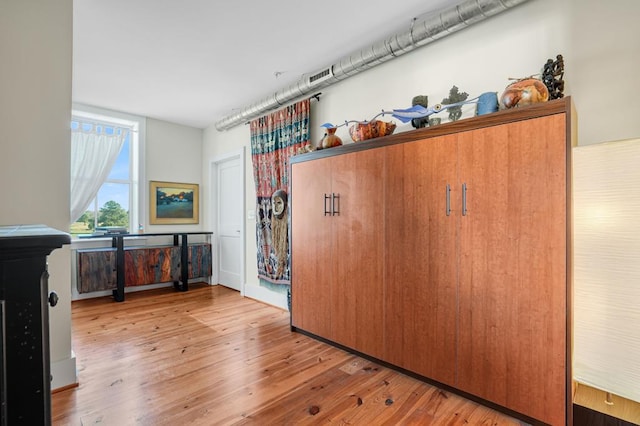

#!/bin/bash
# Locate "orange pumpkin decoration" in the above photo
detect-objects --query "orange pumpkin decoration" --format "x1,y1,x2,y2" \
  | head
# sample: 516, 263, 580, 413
349, 120, 396, 142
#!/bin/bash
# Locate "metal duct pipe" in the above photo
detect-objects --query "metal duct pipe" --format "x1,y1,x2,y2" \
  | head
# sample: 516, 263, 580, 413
215, 0, 531, 131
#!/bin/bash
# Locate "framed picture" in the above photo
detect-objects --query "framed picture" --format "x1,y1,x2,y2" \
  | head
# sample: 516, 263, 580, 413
150, 181, 199, 225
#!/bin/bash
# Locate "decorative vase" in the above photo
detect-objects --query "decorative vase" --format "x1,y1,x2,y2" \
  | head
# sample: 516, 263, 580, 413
500, 78, 549, 109
476, 92, 499, 115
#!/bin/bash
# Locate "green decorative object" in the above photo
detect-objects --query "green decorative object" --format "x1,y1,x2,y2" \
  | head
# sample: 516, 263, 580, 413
411, 95, 429, 128
442, 86, 469, 121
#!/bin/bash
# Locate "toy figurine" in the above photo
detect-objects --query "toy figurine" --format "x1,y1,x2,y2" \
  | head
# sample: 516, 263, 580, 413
542, 54, 565, 100
318, 124, 342, 149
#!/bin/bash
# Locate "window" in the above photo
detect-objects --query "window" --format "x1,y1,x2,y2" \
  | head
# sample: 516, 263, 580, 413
70, 106, 145, 237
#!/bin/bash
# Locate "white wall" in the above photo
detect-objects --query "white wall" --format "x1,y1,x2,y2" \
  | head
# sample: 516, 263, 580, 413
202, 123, 262, 298
0, 0, 75, 388
569, 0, 640, 146
146, 118, 204, 233
204, 0, 640, 303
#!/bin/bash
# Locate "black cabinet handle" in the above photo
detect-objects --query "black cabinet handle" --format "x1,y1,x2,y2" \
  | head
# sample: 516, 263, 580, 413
332, 193, 340, 216
324, 194, 331, 216
462, 183, 468, 216
446, 184, 451, 216
48, 291, 59, 307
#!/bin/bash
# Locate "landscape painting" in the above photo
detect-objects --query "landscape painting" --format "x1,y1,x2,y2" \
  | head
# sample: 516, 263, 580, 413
150, 181, 199, 224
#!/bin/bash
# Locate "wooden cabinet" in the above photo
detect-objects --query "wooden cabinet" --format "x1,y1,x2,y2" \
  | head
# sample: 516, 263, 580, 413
291, 149, 385, 359
291, 156, 333, 338
77, 248, 117, 292
456, 114, 568, 424
76, 233, 212, 301
124, 246, 180, 286
187, 243, 212, 279
330, 149, 385, 358
290, 98, 572, 426
383, 134, 459, 386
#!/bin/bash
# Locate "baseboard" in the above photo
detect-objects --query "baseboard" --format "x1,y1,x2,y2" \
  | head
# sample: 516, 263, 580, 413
51, 353, 77, 391
52, 382, 79, 394
243, 283, 288, 311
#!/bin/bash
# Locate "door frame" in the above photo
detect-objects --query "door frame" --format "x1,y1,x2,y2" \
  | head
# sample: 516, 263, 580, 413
209, 148, 246, 295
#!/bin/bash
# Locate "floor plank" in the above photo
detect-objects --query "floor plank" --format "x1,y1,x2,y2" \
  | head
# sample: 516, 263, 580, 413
52, 284, 526, 425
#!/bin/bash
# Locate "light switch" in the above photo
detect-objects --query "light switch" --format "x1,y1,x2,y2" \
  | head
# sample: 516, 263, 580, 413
247, 209, 255, 220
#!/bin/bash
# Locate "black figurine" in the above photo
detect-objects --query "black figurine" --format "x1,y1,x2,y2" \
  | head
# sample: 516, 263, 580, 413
542, 54, 565, 100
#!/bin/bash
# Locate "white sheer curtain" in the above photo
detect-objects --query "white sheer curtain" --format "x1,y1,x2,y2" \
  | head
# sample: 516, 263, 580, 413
70, 121, 129, 223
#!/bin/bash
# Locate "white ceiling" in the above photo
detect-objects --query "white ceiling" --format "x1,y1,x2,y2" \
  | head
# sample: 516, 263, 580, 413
72, 0, 460, 129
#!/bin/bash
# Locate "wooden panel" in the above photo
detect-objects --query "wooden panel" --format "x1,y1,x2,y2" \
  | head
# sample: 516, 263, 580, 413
456, 114, 568, 425
77, 249, 117, 293
574, 382, 640, 425
124, 246, 180, 286
330, 149, 385, 359
188, 243, 212, 279
290, 98, 572, 165
290, 157, 333, 337
383, 136, 458, 385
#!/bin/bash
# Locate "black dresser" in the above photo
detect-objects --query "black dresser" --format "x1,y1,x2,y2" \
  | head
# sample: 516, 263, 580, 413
0, 225, 70, 425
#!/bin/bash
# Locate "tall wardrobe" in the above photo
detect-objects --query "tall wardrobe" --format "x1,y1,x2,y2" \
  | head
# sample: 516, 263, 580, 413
291, 98, 573, 425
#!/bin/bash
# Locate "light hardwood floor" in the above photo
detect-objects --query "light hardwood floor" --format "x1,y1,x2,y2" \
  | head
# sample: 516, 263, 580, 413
52, 283, 527, 425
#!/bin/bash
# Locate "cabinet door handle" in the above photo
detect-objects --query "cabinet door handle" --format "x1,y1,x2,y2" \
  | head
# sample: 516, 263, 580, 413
446, 184, 451, 216
462, 183, 468, 216
332, 193, 340, 216
324, 193, 331, 216
48, 291, 59, 307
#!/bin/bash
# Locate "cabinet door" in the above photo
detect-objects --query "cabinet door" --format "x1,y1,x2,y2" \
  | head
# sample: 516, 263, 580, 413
456, 114, 568, 425
77, 249, 117, 293
291, 157, 333, 338
124, 246, 180, 286
330, 149, 385, 358
384, 136, 458, 385
188, 243, 212, 279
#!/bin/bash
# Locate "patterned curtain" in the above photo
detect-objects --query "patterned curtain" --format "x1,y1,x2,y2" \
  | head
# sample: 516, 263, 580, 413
250, 99, 311, 284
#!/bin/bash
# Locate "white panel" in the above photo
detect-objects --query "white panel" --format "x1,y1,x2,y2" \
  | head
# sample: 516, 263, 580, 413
216, 155, 243, 291
573, 138, 640, 403
219, 163, 242, 230
219, 235, 240, 274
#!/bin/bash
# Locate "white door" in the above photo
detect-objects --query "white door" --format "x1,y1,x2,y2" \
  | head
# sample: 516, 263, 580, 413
214, 153, 244, 291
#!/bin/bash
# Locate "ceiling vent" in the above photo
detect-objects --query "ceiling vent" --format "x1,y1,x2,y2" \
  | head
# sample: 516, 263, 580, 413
308, 67, 333, 86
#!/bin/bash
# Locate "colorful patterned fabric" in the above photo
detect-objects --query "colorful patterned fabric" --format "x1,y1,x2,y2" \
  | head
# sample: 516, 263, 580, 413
250, 99, 311, 284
